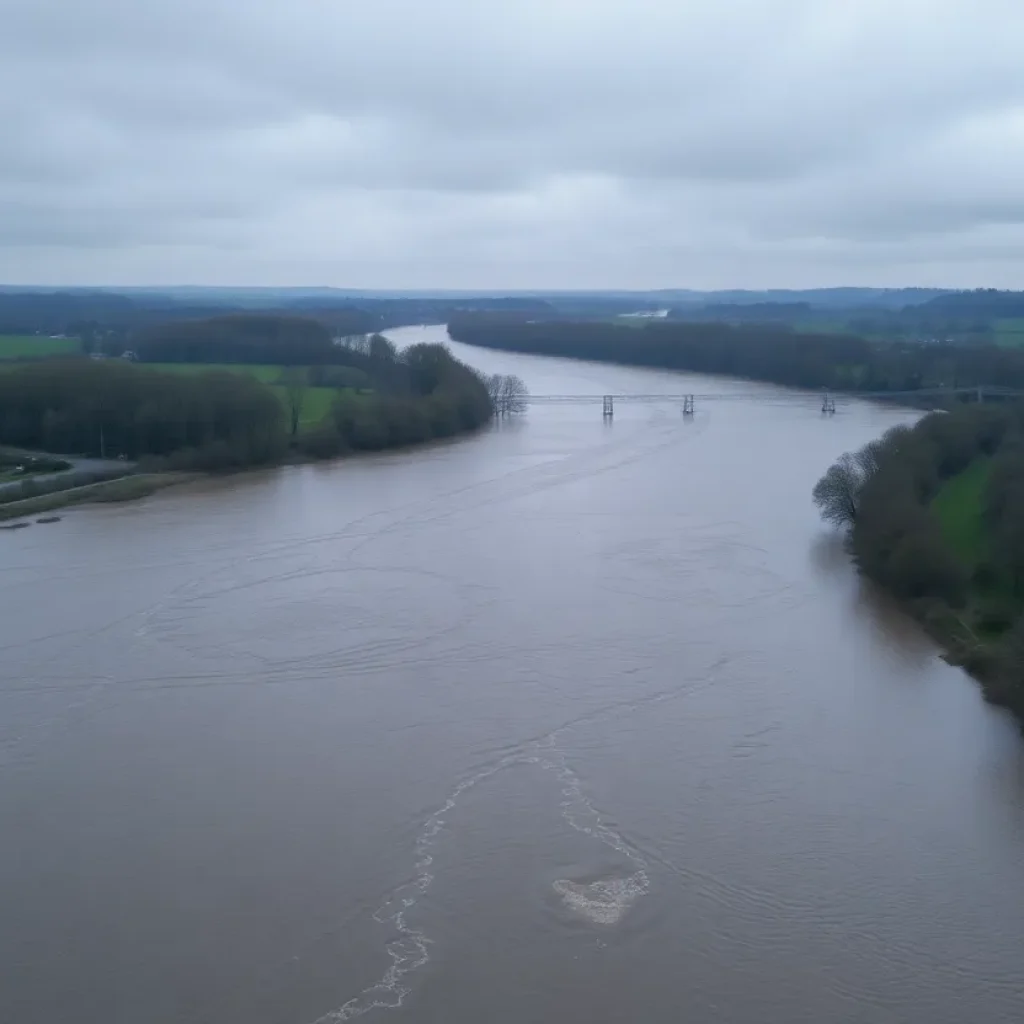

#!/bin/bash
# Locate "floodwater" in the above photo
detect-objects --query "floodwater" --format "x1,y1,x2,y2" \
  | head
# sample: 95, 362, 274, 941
3, 324, 1024, 1024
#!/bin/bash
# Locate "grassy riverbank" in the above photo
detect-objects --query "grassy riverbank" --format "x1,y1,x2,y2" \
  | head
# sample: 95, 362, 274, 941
0, 335, 80, 359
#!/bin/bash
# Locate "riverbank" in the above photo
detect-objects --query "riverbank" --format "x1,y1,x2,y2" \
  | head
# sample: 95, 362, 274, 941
0, 410, 493, 525
0, 472, 197, 523
447, 314, 1024, 402
813, 403, 1024, 723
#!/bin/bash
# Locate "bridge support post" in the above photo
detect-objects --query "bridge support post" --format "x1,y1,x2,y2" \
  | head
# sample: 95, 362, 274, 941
602, 395, 614, 418
682, 395, 694, 416
822, 393, 836, 415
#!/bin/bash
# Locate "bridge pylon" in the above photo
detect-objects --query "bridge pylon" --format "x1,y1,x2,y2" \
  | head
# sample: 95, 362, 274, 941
602, 395, 614, 418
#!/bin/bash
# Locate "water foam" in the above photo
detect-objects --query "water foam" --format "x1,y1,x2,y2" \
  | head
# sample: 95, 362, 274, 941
552, 875, 648, 926
313, 733, 648, 1022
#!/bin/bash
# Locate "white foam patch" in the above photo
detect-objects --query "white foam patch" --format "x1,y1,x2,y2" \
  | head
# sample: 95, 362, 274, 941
308, 667, 750, 1024
312, 732, 653, 1021
553, 872, 649, 925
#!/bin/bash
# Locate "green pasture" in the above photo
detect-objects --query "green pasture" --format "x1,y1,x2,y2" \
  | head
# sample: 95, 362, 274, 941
0, 335, 80, 358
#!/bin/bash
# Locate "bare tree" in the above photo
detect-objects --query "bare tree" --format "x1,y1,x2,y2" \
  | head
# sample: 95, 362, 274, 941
501, 374, 528, 415
335, 333, 371, 355
487, 373, 529, 416
280, 367, 308, 437
486, 373, 503, 409
812, 452, 864, 528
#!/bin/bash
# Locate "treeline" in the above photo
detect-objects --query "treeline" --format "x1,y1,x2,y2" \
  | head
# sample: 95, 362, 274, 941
447, 313, 1024, 393
0, 341, 492, 470
668, 303, 992, 345
298, 342, 492, 457
662, 289, 1024, 342
0, 289, 564, 350
0, 359, 287, 470
813, 403, 1024, 716
916, 289, 1024, 319
0, 292, 380, 352
670, 301, 815, 324
131, 314, 345, 365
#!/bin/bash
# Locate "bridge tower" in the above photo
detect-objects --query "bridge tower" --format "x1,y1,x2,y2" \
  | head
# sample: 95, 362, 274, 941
602, 395, 614, 418
682, 395, 695, 416
822, 393, 836, 415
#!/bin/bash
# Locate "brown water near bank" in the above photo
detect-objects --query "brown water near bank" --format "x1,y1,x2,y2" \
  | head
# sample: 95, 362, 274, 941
2, 324, 1024, 1024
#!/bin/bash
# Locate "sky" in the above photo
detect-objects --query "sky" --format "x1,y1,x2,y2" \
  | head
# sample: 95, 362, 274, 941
3, 0, 1024, 290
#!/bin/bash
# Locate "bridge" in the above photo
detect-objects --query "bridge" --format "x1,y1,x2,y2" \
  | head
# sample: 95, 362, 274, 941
517, 386, 1024, 418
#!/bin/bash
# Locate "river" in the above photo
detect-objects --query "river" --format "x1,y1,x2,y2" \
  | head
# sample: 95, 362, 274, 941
3, 324, 1024, 1024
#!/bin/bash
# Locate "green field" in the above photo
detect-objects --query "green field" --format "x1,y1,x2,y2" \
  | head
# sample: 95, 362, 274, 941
151, 363, 338, 428
151, 362, 282, 382
280, 384, 337, 427
932, 457, 992, 565
0, 335, 80, 358
993, 319, 1024, 348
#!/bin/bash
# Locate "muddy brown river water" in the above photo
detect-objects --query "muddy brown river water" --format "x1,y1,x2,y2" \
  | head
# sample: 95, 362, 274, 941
3, 325, 1024, 1024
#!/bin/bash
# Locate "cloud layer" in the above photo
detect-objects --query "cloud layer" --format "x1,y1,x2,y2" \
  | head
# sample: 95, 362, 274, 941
3, 0, 1024, 288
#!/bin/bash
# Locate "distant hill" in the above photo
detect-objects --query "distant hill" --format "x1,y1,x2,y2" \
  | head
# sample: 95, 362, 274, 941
914, 289, 1024, 318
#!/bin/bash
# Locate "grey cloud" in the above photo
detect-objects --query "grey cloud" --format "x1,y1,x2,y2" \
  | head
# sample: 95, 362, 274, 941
2, 0, 1024, 286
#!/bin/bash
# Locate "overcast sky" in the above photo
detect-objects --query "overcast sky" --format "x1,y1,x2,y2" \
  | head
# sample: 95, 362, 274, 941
3, 0, 1024, 290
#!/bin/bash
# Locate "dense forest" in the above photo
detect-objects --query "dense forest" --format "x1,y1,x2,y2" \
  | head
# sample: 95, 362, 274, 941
0, 336, 492, 470
447, 314, 1024, 394
0, 359, 287, 470
297, 340, 492, 458
0, 291, 379, 343
131, 314, 350, 365
813, 403, 1024, 719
